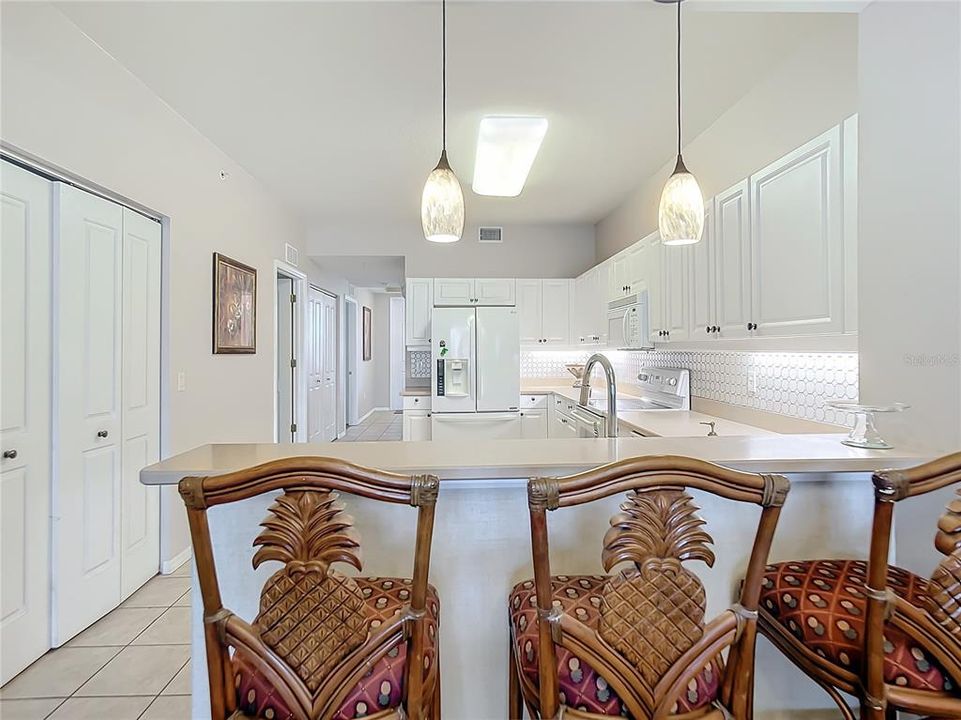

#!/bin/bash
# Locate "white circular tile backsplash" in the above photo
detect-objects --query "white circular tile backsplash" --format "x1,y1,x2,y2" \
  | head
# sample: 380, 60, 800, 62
520, 350, 859, 428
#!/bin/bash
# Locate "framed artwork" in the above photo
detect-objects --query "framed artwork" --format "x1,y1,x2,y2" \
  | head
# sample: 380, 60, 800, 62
362, 306, 372, 361
212, 252, 257, 354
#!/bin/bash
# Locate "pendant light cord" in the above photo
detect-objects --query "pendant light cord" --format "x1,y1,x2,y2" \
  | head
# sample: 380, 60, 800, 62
442, 0, 447, 152
676, 0, 682, 157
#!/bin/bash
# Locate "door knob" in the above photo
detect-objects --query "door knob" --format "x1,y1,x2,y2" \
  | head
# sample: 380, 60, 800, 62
97, 430, 109, 438
2, 449, 17, 459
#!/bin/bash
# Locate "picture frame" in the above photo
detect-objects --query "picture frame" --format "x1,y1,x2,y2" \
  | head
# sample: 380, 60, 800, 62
212, 252, 257, 354
362, 306, 372, 361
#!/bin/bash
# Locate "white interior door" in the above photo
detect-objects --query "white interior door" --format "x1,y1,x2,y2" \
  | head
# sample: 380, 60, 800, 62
120, 208, 160, 599
53, 183, 124, 645
321, 292, 337, 441
307, 287, 324, 442
1, 161, 52, 682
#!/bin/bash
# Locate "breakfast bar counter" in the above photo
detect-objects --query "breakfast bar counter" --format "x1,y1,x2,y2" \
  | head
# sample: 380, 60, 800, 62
143, 437, 930, 719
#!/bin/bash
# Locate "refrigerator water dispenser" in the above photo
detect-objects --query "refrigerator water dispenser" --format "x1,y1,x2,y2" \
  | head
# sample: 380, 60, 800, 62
436, 358, 470, 397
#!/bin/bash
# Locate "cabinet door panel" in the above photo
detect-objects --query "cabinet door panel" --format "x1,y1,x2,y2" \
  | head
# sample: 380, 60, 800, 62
474, 278, 515, 306
405, 278, 433, 345
520, 410, 548, 439
609, 253, 630, 301
750, 126, 843, 335
541, 280, 571, 345
516, 279, 543, 344
662, 245, 690, 341
433, 278, 474, 306
715, 180, 752, 338
690, 202, 714, 338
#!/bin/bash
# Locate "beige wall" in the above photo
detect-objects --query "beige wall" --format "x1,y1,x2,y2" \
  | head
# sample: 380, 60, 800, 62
857, 1, 961, 574
1, 3, 314, 564
351, 288, 391, 419
309, 221, 596, 278
595, 16, 858, 261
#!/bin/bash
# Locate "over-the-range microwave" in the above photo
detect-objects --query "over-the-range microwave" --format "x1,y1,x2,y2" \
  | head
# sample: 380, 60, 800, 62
607, 291, 653, 350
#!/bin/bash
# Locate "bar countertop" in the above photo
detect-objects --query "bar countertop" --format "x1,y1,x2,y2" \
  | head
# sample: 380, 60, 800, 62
140, 435, 930, 486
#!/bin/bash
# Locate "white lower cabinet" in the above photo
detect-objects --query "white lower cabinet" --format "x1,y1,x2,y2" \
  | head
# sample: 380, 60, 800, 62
519, 409, 548, 439
550, 412, 579, 439
402, 411, 432, 441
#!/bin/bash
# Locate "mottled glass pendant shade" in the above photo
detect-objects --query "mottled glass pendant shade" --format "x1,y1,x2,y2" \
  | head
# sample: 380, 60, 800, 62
421, 150, 465, 243
658, 155, 704, 246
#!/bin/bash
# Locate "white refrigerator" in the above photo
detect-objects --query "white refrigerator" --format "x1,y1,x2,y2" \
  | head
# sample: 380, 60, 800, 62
431, 306, 521, 440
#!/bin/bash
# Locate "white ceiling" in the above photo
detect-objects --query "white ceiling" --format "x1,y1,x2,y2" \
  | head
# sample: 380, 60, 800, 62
56, 2, 848, 226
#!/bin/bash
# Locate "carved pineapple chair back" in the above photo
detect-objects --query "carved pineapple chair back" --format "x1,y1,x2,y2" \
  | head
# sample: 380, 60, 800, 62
509, 455, 790, 720
757, 451, 961, 720
178, 457, 441, 720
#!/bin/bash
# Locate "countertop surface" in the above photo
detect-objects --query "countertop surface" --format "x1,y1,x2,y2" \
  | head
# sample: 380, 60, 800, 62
519, 383, 775, 438
140, 435, 929, 486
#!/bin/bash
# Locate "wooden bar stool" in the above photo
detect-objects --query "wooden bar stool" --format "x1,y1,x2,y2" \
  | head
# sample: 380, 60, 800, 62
757, 451, 961, 719
508, 455, 790, 719
178, 457, 441, 720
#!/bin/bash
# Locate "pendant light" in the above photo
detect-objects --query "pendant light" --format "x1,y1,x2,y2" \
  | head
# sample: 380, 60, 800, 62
421, 0, 465, 243
657, 0, 704, 246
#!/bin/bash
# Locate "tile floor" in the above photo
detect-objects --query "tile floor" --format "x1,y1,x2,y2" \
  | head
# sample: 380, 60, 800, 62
0, 562, 192, 720
337, 410, 402, 442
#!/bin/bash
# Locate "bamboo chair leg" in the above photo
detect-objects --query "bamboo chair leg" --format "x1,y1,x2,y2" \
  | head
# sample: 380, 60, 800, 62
509, 635, 523, 720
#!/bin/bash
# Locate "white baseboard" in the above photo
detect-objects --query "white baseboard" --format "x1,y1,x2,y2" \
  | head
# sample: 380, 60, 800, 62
354, 406, 392, 425
161, 547, 192, 575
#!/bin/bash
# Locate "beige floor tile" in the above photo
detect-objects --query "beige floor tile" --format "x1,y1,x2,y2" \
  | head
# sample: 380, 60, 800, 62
47, 695, 153, 719
169, 561, 191, 578
120, 576, 190, 608
74, 645, 189, 697
161, 661, 190, 695
131, 607, 190, 646
173, 589, 190, 607
0, 698, 64, 719
67, 608, 164, 647
140, 694, 191, 720
0, 647, 120, 699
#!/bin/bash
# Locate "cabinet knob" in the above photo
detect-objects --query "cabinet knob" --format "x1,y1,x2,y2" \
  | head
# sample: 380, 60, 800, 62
97, 430, 109, 438
2, 449, 17, 459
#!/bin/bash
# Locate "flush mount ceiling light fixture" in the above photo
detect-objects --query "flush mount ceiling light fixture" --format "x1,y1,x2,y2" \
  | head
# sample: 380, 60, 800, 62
421, 0, 465, 244
656, 0, 704, 246
471, 116, 549, 197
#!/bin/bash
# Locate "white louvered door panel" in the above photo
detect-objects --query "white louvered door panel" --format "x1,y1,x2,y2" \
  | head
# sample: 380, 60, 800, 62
120, 208, 160, 599
53, 184, 124, 644
0, 161, 52, 682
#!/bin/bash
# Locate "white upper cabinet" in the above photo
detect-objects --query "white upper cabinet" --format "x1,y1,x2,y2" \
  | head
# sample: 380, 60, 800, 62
433, 278, 474, 306
661, 242, 690, 342
433, 277, 515, 306
405, 278, 433, 346
632, 232, 662, 344
474, 278, 516, 306
749, 125, 844, 336
517, 279, 571, 346
609, 251, 631, 301
714, 180, 752, 338
516, 279, 543, 344
689, 201, 715, 339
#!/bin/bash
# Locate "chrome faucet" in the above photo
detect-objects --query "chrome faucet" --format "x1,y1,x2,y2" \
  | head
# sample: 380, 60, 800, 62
578, 353, 618, 438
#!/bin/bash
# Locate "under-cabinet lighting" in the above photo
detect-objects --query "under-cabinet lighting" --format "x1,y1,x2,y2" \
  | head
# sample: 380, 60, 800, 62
471, 116, 548, 197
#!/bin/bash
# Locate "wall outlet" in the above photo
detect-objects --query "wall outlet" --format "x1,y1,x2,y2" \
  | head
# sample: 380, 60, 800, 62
177, 371, 186, 392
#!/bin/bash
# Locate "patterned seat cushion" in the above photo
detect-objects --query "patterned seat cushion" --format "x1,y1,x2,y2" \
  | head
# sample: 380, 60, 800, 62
509, 575, 722, 717
760, 559, 956, 693
232, 577, 439, 720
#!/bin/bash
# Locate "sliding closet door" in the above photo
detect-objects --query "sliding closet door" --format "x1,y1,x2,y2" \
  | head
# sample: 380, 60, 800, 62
1, 161, 52, 682
120, 209, 161, 598
53, 183, 124, 645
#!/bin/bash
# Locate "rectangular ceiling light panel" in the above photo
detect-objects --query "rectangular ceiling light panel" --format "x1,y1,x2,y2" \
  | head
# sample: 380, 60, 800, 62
472, 116, 549, 197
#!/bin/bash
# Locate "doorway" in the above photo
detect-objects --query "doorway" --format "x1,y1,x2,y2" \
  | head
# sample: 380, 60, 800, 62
345, 297, 359, 427
274, 262, 306, 443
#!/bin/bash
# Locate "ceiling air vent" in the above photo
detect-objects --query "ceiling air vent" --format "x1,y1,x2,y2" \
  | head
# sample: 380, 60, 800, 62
478, 226, 503, 244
